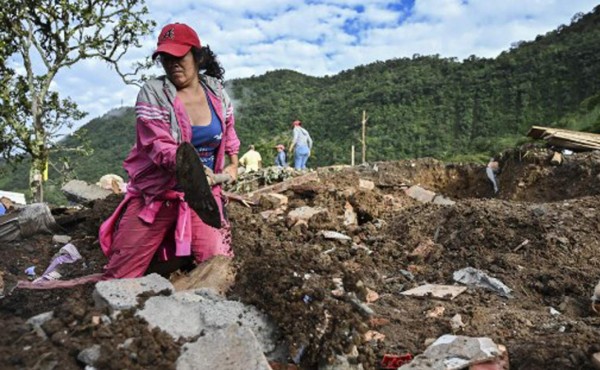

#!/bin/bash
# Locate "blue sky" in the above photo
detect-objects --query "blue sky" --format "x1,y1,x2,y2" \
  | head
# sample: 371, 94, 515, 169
18, 0, 598, 131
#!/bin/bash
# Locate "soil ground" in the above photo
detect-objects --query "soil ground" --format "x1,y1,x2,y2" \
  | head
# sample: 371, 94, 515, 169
1, 145, 600, 370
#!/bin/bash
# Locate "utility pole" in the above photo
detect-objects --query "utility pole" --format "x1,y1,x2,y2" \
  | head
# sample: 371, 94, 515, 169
360, 110, 368, 164
351, 145, 355, 166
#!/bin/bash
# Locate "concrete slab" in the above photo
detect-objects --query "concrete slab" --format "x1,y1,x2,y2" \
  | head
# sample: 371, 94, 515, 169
93, 274, 174, 311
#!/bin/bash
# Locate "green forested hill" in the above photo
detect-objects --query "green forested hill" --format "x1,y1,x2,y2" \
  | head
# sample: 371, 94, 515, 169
1, 6, 599, 202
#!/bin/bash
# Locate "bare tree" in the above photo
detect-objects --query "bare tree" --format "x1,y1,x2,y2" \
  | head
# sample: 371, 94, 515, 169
0, 0, 155, 201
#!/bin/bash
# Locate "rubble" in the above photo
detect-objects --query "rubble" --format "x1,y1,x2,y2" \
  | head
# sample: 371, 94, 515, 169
1, 150, 600, 369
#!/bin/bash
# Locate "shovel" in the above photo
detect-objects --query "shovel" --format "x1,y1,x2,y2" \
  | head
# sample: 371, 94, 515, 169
175, 142, 222, 229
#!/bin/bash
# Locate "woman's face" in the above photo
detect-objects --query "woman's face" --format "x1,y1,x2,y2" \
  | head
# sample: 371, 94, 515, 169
160, 51, 199, 88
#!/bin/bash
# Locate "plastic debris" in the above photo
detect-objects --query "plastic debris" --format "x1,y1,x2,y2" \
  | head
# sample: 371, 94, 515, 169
453, 267, 513, 298
33, 243, 82, 283
380, 353, 413, 369
24, 266, 36, 276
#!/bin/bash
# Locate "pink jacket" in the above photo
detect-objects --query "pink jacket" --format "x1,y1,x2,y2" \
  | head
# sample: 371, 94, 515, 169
99, 75, 240, 260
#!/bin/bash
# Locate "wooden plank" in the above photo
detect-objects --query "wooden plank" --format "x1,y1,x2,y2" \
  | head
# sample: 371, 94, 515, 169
401, 284, 467, 300
246, 171, 319, 202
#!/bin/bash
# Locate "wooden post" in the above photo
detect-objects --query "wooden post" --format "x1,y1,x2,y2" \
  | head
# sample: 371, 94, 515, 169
351, 145, 355, 166
361, 110, 368, 164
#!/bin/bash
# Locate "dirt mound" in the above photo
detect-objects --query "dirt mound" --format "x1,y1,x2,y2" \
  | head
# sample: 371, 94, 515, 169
1, 147, 600, 369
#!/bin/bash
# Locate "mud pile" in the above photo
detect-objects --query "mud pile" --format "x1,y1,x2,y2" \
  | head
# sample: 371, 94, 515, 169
1, 146, 600, 369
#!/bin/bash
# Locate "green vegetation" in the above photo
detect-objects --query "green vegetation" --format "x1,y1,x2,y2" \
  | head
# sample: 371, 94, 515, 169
1, 6, 599, 204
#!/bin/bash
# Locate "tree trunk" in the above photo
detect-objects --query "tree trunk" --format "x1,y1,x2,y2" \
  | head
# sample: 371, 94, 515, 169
30, 154, 47, 203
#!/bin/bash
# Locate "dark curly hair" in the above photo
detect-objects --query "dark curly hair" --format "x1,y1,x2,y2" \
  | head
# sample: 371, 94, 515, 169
192, 46, 225, 81
154, 45, 225, 81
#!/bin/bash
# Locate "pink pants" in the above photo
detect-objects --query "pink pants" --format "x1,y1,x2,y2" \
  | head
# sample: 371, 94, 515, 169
103, 196, 231, 279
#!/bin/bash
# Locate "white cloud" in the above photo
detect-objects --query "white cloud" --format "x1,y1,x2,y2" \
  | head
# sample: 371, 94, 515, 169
8, 0, 598, 131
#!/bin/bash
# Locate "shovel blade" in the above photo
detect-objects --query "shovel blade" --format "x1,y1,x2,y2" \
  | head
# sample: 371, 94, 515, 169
176, 142, 222, 229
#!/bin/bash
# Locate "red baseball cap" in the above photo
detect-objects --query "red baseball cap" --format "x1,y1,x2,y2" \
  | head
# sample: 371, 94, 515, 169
153, 23, 201, 58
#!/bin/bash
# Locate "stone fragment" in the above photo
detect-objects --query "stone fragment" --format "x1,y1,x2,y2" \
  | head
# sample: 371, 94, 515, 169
405, 185, 436, 203
77, 345, 102, 366
358, 179, 375, 190
93, 273, 174, 311
260, 193, 289, 209
343, 202, 358, 227
176, 325, 271, 370
52, 235, 72, 244
426, 306, 446, 318
322, 230, 352, 241
286, 206, 328, 227
401, 284, 466, 301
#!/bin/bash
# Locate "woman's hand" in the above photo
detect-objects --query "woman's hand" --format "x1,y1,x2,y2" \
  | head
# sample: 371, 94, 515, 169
223, 164, 238, 183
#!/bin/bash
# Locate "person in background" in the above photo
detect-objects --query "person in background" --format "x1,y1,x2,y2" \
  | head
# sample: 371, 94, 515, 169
238, 144, 262, 172
288, 119, 313, 170
275, 144, 287, 168
98, 22, 240, 279
486, 157, 500, 194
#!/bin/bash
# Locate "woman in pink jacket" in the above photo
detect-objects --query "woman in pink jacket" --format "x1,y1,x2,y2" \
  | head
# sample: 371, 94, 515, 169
98, 23, 240, 279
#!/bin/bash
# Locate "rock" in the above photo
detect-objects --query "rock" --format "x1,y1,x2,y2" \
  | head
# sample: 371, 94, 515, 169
77, 344, 102, 366
27, 311, 54, 328
62, 180, 112, 203
286, 206, 328, 227
364, 330, 385, 342
343, 202, 358, 227
260, 193, 289, 209
52, 235, 72, 244
321, 231, 352, 241
432, 195, 456, 206
358, 179, 375, 191
176, 325, 271, 370
93, 273, 174, 311
450, 314, 465, 331
405, 185, 436, 203
426, 306, 445, 318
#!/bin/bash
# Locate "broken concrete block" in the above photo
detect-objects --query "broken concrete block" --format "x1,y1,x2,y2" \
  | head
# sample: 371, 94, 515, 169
358, 179, 375, 191
401, 284, 466, 300
93, 273, 174, 311
62, 180, 112, 203
399, 335, 503, 370
286, 206, 327, 227
405, 185, 436, 203
52, 235, 72, 244
176, 325, 271, 370
136, 293, 205, 340
137, 289, 279, 353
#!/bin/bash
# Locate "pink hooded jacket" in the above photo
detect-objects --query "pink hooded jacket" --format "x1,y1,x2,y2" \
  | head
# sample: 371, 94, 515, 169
99, 75, 240, 260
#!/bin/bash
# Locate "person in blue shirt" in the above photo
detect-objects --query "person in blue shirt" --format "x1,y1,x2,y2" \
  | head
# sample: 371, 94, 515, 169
275, 144, 287, 168
289, 120, 313, 170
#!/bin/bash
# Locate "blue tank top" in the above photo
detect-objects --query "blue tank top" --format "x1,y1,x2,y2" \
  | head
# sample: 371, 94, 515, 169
191, 95, 222, 171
